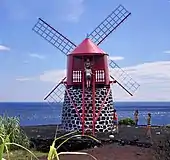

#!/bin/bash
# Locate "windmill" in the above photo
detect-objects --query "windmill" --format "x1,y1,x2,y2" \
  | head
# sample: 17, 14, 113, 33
32, 4, 140, 136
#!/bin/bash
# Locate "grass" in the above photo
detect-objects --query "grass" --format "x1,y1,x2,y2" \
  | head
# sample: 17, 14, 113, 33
3, 150, 47, 160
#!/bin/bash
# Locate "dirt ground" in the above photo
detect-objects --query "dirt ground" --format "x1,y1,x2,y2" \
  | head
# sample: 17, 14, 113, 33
39, 144, 154, 160
65, 145, 153, 160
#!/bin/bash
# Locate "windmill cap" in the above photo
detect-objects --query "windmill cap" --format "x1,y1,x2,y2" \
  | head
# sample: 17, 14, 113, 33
70, 38, 107, 55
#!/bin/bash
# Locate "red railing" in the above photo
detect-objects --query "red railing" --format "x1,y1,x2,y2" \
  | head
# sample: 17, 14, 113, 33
95, 70, 105, 82
72, 69, 105, 84
73, 70, 82, 82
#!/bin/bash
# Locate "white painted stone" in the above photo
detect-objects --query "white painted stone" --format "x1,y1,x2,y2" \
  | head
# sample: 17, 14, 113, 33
109, 135, 114, 138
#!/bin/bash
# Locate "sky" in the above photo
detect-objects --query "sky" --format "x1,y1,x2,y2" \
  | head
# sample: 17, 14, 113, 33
0, 0, 170, 102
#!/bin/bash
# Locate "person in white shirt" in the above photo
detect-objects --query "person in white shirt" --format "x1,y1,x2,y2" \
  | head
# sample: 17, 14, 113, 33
84, 59, 92, 88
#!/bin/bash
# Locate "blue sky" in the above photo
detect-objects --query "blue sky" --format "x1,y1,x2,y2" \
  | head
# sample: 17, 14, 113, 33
0, 0, 170, 102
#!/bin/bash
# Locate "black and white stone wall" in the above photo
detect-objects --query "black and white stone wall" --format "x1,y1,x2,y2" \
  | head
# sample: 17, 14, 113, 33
61, 86, 114, 133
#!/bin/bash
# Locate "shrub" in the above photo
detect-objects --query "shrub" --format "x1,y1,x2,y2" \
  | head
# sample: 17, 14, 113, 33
0, 114, 29, 150
118, 118, 135, 125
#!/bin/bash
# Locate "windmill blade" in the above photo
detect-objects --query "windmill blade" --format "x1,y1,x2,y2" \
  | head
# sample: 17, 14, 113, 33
88, 5, 131, 45
44, 77, 66, 102
32, 18, 77, 55
109, 59, 140, 96
44, 77, 66, 126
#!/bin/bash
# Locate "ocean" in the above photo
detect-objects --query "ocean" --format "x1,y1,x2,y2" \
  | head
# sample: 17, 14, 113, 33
0, 102, 170, 126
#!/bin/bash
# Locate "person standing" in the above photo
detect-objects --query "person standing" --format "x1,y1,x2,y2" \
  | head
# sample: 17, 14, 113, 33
134, 110, 139, 128
84, 58, 92, 88
146, 113, 152, 139
112, 109, 119, 133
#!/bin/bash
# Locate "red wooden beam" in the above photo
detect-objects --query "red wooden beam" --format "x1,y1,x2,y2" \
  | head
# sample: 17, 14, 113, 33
82, 57, 85, 135
94, 87, 111, 122
92, 57, 96, 136
64, 83, 82, 122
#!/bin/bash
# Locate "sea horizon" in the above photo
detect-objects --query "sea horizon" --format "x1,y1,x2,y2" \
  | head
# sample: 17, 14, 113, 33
0, 101, 170, 126
1, 101, 170, 103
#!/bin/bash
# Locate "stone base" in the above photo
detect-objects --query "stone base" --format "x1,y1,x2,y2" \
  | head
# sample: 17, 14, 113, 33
61, 86, 114, 132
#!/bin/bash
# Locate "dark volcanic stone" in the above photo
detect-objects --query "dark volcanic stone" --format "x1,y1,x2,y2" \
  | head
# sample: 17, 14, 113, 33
22, 124, 169, 154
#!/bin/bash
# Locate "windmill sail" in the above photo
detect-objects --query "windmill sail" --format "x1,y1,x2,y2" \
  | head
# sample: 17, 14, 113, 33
32, 18, 76, 55
109, 59, 139, 96
44, 77, 66, 103
88, 5, 131, 45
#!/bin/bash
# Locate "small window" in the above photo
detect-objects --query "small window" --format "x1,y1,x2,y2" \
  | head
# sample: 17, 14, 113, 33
95, 70, 105, 82
73, 70, 82, 82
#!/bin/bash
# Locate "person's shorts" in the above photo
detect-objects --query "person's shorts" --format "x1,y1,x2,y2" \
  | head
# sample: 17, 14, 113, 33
86, 74, 91, 80
135, 119, 138, 122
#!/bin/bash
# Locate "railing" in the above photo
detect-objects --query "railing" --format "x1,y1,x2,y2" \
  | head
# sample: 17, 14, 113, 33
72, 70, 105, 83
73, 70, 82, 82
95, 70, 105, 82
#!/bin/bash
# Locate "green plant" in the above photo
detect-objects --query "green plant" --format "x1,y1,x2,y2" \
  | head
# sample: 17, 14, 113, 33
1, 131, 100, 160
47, 131, 100, 160
0, 114, 29, 150
119, 117, 135, 125
0, 130, 38, 160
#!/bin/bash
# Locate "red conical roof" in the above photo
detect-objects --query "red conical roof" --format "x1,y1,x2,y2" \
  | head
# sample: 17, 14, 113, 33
70, 38, 106, 55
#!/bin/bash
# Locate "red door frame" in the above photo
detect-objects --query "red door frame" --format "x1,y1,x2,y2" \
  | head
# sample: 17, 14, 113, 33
92, 56, 96, 136
82, 56, 85, 135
